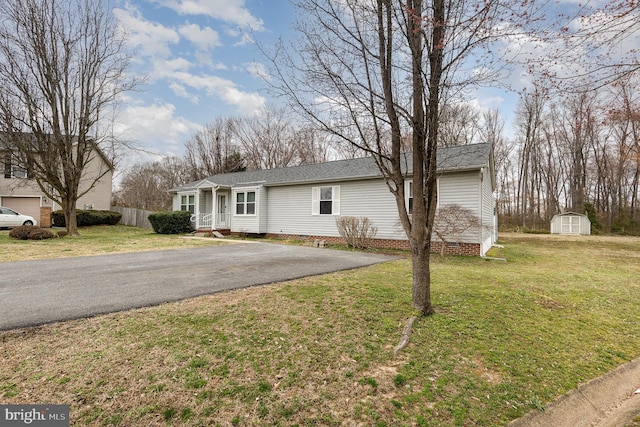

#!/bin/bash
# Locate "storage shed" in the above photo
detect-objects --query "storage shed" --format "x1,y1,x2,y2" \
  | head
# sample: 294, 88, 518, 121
550, 212, 591, 235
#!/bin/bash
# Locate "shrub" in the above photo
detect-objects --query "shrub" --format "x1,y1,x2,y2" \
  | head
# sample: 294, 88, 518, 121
52, 209, 122, 227
9, 226, 55, 240
28, 227, 55, 240
148, 211, 193, 234
335, 216, 378, 249
9, 226, 32, 240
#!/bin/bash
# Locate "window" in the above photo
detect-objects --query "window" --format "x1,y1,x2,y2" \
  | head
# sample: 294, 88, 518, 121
312, 186, 340, 215
180, 194, 195, 214
406, 180, 413, 214
405, 178, 440, 213
235, 190, 256, 215
320, 187, 333, 214
3, 154, 29, 179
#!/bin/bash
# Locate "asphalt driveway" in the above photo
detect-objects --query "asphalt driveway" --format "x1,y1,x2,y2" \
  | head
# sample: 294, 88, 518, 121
0, 241, 396, 330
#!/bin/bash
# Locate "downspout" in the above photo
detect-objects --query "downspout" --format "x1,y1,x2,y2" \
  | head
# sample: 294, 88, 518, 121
479, 167, 484, 256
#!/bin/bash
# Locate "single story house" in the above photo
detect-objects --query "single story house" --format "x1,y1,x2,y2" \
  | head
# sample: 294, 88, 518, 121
550, 212, 591, 235
169, 143, 497, 256
1, 136, 113, 226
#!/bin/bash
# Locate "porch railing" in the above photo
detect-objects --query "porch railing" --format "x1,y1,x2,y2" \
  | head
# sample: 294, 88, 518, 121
193, 212, 229, 229
192, 213, 212, 229
215, 212, 230, 229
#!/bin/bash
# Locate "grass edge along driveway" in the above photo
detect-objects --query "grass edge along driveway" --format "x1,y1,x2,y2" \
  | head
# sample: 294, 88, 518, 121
1, 232, 639, 426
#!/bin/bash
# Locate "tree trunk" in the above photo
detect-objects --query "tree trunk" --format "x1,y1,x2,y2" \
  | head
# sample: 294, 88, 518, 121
411, 239, 434, 316
63, 201, 79, 236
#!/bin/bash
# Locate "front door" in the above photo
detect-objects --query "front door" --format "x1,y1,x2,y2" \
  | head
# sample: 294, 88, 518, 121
217, 194, 227, 227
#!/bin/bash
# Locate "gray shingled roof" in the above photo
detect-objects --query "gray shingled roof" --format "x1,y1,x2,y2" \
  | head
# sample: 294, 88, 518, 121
169, 142, 491, 192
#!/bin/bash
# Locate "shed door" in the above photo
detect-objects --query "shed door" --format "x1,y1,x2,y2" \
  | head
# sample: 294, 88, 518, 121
561, 216, 580, 234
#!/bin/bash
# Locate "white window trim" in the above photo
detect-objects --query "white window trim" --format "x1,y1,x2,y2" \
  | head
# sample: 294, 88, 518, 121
179, 192, 195, 214
405, 178, 440, 213
233, 188, 258, 216
311, 185, 340, 216
404, 179, 413, 214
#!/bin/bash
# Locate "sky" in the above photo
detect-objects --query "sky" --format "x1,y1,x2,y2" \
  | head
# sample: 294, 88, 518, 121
111, 0, 296, 162
109, 0, 638, 167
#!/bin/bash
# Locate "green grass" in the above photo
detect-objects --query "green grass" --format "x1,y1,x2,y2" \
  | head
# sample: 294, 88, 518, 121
0, 233, 639, 426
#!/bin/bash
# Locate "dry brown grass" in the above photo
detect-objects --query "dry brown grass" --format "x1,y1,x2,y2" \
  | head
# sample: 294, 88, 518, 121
1, 232, 639, 425
0, 226, 227, 262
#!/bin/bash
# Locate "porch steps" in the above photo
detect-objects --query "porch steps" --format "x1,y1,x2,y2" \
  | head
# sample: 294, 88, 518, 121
193, 228, 231, 238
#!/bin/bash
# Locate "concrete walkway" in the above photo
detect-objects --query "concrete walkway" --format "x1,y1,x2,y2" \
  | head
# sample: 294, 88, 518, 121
0, 241, 396, 330
507, 356, 640, 426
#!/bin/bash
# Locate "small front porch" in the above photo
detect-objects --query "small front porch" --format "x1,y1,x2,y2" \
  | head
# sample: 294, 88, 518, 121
190, 184, 232, 231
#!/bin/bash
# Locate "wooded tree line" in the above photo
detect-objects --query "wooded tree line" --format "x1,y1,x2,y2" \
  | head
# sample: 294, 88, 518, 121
499, 80, 640, 234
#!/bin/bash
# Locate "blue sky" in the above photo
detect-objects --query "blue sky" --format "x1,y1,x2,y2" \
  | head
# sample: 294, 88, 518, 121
110, 0, 637, 165
112, 0, 296, 161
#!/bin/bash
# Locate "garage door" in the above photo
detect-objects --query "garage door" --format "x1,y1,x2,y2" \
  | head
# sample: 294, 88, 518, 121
1, 197, 41, 220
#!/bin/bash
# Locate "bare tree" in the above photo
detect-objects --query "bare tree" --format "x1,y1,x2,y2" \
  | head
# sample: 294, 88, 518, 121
596, 78, 640, 230
480, 109, 514, 219
183, 118, 245, 181
438, 102, 481, 147
114, 157, 188, 211
264, 0, 528, 315
514, 89, 547, 228
0, 0, 136, 235
553, 91, 600, 214
235, 106, 299, 170
293, 126, 333, 164
526, 1, 640, 91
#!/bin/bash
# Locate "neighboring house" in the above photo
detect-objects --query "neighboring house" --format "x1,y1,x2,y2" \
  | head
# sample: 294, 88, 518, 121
169, 143, 497, 256
1, 137, 113, 226
550, 212, 591, 235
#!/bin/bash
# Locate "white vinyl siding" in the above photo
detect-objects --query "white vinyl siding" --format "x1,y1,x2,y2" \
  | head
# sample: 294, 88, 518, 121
231, 186, 265, 233
435, 171, 482, 246
480, 166, 496, 253
437, 171, 479, 211
269, 180, 401, 239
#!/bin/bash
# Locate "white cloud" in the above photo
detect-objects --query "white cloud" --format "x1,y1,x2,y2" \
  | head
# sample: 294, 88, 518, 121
148, 0, 265, 30
178, 23, 221, 50
114, 101, 202, 154
246, 62, 269, 80
234, 31, 255, 47
171, 72, 266, 113
169, 83, 200, 103
114, 6, 179, 58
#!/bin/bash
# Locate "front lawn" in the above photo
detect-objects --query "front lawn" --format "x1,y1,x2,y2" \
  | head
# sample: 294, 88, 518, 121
0, 233, 638, 426
0, 225, 225, 262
